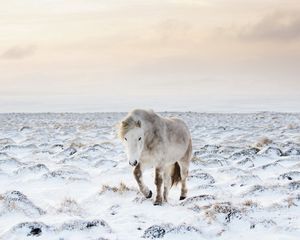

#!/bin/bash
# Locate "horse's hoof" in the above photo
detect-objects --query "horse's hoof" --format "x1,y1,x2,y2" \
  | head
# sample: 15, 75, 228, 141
146, 190, 152, 199
179, 196, 186, 200
153, 201, 162, 206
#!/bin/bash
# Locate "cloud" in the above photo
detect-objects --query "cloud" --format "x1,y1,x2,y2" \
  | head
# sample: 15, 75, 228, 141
1, 45, 37, 60
239, 11, 300, 41
155, 18, 192, 44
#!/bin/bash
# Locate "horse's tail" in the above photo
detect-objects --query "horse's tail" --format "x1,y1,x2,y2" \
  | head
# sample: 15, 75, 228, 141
171, 162, 181, 186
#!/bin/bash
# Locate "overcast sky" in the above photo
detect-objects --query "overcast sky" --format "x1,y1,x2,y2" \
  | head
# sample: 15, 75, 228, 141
0, 0, 299, 112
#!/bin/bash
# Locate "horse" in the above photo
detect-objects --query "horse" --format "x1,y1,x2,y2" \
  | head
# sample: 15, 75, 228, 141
118, 109, 192, 205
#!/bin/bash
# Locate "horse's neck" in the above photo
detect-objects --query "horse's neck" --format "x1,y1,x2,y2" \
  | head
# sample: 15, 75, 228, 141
143, 116, 163, 137
142, 120, 152, 133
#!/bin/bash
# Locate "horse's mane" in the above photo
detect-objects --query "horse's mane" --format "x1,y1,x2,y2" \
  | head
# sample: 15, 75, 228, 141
118, 116, 136, 139
118, 109, 156, 139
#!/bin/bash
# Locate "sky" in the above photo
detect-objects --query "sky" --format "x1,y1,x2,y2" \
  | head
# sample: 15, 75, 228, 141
0, 0, 300, 112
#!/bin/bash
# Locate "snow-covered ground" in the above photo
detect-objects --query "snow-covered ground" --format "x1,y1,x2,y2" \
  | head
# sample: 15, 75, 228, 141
0, 112, 299, 240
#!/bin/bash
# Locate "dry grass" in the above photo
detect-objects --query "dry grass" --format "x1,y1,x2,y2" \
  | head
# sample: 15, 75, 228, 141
286, 123, 298, 130
7, 202, 18, 211
204, 202, 244, 224
205, 209, 217, 223
53, 123, 62, 129
253, 136, 272, 148
204, 202, 232, 222
101, 141, 114, 146
78, 123, 98, 131
57, 198, 83, 216
213, 202, 233, 214
243, 200, 258, 208
285, 197, 297, 208
70, 139, 87, 148
191, 155, 205, 163
216, 229, 226, 236
268, 203, 282, 209
100, 182, 132, 195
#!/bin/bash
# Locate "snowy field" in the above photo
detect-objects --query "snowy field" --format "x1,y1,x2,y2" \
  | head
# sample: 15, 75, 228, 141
0, 112, 299, 240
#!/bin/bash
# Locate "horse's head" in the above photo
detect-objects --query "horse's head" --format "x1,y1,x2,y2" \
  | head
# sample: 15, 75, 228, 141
119, 118, 144, 167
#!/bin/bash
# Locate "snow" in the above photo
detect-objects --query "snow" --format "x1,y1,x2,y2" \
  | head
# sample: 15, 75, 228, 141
0, 112, 299, 239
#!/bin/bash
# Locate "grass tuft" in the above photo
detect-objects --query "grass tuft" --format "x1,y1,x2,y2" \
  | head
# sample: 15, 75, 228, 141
100, 182, 132, 195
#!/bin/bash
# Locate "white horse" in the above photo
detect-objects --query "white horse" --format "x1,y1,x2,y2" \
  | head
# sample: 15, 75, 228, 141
118, 109, 192, 205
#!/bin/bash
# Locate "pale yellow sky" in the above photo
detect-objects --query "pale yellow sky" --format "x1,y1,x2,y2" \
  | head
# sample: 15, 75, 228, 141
0, 0, 300, 111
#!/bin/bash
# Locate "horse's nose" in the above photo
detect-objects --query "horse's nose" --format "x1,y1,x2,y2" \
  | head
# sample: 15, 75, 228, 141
129, 160, 138, 166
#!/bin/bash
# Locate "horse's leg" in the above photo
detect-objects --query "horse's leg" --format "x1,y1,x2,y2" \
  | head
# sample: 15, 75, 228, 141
177, 161, 189, 200
178, 139, 192, 200
133, 163, 152, 199
154, 167, 163, 205
163, 166, 172, 202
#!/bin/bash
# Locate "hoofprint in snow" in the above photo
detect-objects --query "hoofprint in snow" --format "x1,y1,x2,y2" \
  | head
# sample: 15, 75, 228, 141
0, 112, 299, 240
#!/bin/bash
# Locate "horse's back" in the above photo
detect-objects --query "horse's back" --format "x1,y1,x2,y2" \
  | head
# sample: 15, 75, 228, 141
130, 109, 191, 150
163, 117, 191, 153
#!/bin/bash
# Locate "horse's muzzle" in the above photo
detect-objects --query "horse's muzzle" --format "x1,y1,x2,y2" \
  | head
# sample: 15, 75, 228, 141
129, 160, 138, 167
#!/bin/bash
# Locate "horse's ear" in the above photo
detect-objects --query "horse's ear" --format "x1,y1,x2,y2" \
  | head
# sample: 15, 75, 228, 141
136, 120, 141, 128
122, 120, 128, 127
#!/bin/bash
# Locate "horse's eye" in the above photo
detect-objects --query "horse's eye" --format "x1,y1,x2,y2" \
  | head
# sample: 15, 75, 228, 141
138, 137, 142, 141
124, 138, 127, 141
